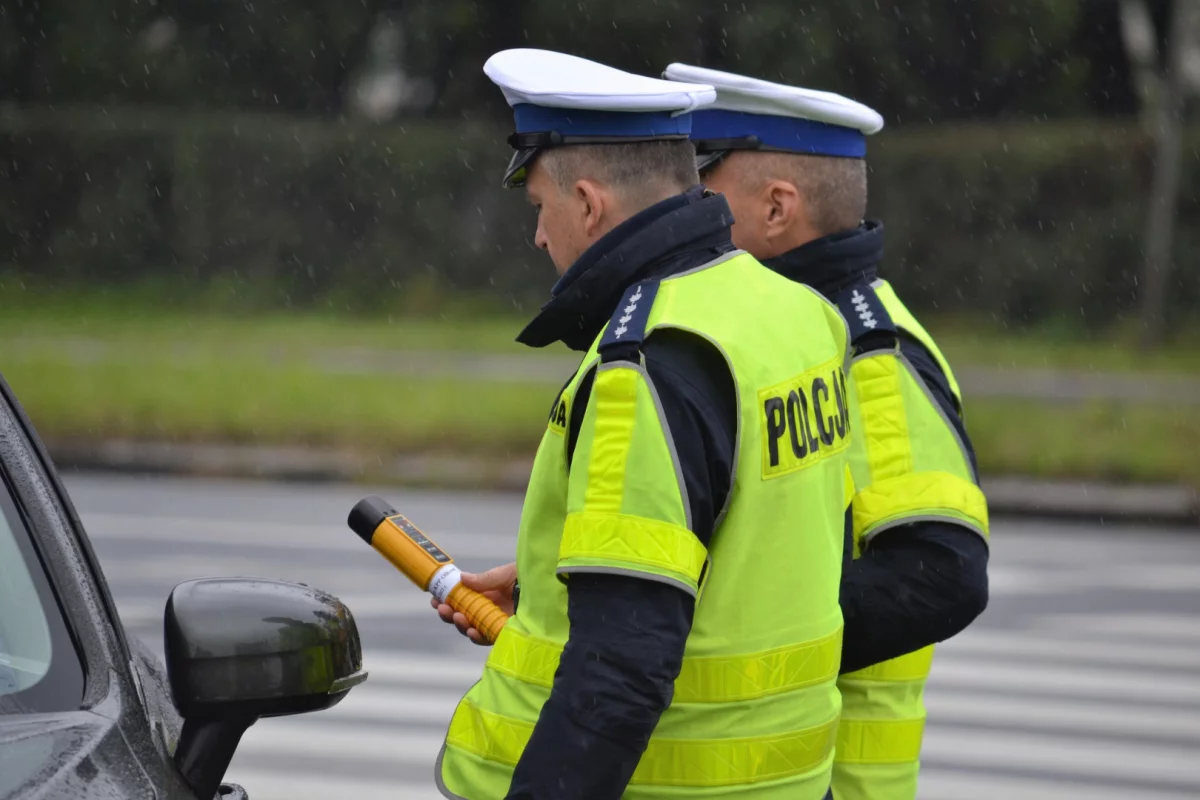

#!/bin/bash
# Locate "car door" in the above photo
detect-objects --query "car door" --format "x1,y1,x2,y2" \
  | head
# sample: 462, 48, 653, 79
0, 372, 199, 800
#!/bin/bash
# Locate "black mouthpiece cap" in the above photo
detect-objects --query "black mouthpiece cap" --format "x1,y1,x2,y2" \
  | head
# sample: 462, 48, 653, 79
348, 496, 398, 544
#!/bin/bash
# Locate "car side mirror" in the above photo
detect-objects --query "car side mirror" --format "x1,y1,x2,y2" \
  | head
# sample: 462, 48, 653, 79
164, 578, 367, 800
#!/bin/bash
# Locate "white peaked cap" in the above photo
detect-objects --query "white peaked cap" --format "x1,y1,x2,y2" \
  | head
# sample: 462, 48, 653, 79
662, 63, 883, 134
486, 49, 716, 114
482, 49, 718, 187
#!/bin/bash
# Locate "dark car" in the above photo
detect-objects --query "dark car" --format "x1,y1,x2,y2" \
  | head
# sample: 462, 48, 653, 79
0, 373, 367, 800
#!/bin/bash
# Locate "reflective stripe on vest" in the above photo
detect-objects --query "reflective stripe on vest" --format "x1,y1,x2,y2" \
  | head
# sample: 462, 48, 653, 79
559, 355, 707, 596
438, 252, 850, 799
847, 350, 988, 546
835, 718, 926, 765
448, 698, 841, 788
487, 623, 842, 702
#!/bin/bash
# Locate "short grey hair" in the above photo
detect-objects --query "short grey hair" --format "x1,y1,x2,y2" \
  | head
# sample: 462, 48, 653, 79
735, 152, 867, 236
539, 140, 699, 207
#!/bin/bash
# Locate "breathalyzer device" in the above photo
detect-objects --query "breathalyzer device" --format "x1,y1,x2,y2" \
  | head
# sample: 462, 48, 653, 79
347, 496, 509, 644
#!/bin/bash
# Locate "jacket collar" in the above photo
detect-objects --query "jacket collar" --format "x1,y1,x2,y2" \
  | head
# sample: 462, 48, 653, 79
517, 185, 736, 351
763, 219, 885, 298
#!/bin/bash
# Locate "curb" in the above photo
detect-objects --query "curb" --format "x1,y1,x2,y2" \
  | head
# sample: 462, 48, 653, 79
45, 439, 1200, 528
46, 439, 536, 492
978, 476, 1198, 528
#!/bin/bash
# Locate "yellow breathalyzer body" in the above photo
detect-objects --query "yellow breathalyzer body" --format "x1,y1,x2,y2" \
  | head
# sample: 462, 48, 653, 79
347, 496, 509, 644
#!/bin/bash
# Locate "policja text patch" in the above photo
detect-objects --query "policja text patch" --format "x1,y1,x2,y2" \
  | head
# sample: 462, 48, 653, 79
758, 358, 851, 479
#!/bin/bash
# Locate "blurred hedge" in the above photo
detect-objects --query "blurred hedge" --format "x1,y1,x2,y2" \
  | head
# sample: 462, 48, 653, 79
2, 105, 1198, 328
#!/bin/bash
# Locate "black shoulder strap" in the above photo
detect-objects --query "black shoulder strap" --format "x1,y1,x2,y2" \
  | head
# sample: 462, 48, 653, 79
832, 280, 897, 348
598, 279, 660, 363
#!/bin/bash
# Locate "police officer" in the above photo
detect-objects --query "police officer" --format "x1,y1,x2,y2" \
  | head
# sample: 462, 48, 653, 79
662, 64, 991, 800
432, 48, 853, 800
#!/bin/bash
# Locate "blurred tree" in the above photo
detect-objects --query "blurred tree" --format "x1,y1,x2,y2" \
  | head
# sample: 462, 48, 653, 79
0, 0, 43, 103
1075, 1, 1140, 115
0, 0, 160, 104
153, 0, 400, 114
0, 0, 1154, 122
1131, 0, 1197, 346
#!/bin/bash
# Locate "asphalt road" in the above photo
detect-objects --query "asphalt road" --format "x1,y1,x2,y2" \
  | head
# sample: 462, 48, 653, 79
64, 472, 1200, 800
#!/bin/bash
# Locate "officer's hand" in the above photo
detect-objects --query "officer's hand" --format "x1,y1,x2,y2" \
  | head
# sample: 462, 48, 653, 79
430, 562, 516, 646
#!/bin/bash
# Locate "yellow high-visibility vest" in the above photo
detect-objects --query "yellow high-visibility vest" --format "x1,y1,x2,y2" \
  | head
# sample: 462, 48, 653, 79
437, 251, 853, 799
832, 278, 989, 800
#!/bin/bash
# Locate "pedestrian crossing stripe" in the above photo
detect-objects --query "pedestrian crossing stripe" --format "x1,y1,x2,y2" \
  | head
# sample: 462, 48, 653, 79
940, 628, 1200, 669
1030, 611, 1200, 641
929, 658, 1200, 703
925, 690, 1200, 740
920, 727, 1200, 787
916, 771, 1195, 800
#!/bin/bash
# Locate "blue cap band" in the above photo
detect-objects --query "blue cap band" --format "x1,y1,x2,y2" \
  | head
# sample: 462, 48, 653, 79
690, 109, 866, 158
513, 103, 692, 138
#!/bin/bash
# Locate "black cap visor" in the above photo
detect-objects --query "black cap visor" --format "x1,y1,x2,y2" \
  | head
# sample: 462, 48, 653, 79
695, 135, 764, 176
501, 131, 690, 189
696, 149, 729, 174
503, 146, 542, 189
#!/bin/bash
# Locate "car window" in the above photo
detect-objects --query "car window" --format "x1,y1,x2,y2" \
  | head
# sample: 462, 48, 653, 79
0, 473, 84, 712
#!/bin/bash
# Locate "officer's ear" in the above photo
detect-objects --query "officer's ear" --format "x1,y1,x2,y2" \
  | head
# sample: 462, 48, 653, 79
763, 179, 802, 235
573, 178, 609, 238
